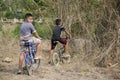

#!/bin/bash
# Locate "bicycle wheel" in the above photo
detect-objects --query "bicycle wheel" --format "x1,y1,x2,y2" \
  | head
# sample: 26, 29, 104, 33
25, 54, 33, 76
32, 59, 40, 71
52, 52, 60, 66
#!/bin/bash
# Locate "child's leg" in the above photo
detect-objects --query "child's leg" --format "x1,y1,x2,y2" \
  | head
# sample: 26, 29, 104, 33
35, 41, 41, 58
18, 44, 26, 74
64, 42, 70, 57
64, 41, 68, 53
48, 39, 57, 63
59, 38, 67, 53
29, 37, 42, 59
48, 49, 53, 62
60, 38, 70, 57
18, 52, 25, 74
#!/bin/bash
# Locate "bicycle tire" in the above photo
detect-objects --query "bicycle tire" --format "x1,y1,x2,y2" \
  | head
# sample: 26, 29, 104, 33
32, 59, 40, 71
25, 56, 33, 76
52, 52, 60, 66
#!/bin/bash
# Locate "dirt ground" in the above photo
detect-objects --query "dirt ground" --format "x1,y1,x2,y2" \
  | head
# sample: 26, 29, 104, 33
0, 39, 119, 80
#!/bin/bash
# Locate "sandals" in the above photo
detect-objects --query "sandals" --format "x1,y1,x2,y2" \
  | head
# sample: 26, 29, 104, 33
34, 55, 42, 60
62, 54, 70, 58
17, 70, 22, 74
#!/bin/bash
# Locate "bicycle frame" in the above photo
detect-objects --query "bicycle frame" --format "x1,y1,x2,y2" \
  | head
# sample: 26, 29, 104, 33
57, 46, 65, 54
22, 41, 40, 75
52, 38, 71, 65
24, 42, 36, 64
56, 45, 65, 62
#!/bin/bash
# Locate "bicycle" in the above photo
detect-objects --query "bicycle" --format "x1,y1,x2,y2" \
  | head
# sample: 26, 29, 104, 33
52, 38, 71, 66
22, 40, 40, 75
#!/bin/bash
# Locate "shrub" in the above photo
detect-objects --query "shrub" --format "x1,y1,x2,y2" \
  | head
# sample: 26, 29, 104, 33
34, 22, 52, 39
12, 24, 20, 38
13, 22, 52, 39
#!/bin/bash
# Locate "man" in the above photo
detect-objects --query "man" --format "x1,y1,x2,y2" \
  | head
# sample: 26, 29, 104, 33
18, 13, 42, 74
48, 19, 72, 63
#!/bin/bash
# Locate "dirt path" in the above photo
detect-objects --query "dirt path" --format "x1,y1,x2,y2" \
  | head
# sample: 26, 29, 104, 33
0, 57, 114, 80
0, 40, 117, 80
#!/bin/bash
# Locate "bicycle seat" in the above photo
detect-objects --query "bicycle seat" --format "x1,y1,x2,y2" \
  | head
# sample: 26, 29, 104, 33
53, 41, 59, 44
22, 40, 29, 42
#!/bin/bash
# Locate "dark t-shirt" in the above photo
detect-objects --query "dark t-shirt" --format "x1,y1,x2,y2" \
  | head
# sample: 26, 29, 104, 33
52, 25, 65, 40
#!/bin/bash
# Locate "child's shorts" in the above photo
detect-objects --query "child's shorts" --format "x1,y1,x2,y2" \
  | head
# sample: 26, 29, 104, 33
20, 37, 41, 53
51, 38, 67, 50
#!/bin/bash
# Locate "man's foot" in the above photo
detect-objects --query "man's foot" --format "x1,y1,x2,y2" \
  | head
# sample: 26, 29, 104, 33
17, 70, 22, 74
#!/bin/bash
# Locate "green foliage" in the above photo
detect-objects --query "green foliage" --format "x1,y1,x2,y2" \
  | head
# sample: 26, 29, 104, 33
34, 22, 51, 39
0, 23, 2, 31
35, 0, 46, 11
34, 0, 46, 6
23, 0, 46, 11
5, 12, 14, 19
23, 0, 37, 10
90, 0, 100, 7
0, 1, 7, 10
12, 23, 52, 39
12, 24, 20, 38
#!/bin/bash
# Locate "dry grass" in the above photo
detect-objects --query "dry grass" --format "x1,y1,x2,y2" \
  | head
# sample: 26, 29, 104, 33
46, 0, 120, 68
0, 23, 120, 80
0, 24, 19, 62
0, 0, 120, 79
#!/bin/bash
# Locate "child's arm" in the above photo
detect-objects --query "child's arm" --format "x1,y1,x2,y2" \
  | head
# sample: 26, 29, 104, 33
33, 32, 42, 39
20, 34, 30, 40
64, 30, 72, 39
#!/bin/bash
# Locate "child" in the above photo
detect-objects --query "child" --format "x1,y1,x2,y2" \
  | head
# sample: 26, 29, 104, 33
18, 13, 42, 74
48, 19, 72, 63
